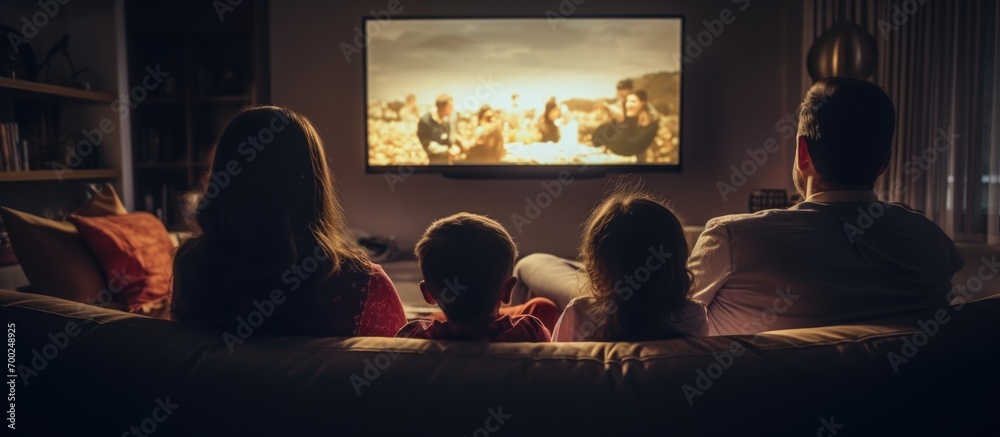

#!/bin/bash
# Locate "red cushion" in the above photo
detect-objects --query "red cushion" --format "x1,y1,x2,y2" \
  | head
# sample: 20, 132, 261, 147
68, 213, 174, 311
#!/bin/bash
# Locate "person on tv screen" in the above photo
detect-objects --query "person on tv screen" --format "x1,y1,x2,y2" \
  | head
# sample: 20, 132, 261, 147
417, 94, 460, 164
606, 79, 659, 124
462, 104, 505, 164
593, 90, 659, 162
606, 79, 633, 122
398, 93, 419, 122
536, 97, 562, 143
504, 93, 523, 132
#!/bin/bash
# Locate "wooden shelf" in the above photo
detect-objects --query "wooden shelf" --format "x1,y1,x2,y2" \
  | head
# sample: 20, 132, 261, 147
0, 77, 115, 103
0, 169, 120, 182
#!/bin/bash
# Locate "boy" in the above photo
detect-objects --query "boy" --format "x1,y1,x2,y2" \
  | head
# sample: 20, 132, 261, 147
397, 213, 551, 342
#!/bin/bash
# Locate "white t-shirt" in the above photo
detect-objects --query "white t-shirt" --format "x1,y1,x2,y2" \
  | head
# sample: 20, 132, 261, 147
552, 296, 708, 342
688, 190, 963, 336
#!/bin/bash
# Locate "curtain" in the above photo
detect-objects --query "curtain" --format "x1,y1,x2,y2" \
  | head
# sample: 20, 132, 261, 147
803, 0, 1000, 245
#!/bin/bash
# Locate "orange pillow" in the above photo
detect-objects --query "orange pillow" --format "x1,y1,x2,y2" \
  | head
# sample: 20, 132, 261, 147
68, 212, 174, 311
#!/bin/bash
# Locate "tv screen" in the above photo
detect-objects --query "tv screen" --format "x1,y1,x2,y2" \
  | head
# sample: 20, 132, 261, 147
364, 17, 683, 175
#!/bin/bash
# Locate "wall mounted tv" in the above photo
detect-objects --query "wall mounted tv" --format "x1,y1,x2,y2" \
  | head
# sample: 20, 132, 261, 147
363, 16, 683, 177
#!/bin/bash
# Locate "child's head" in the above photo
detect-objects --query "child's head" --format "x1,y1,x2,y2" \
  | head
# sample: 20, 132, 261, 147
415, 213, 518, 322
581, 180, 691, 341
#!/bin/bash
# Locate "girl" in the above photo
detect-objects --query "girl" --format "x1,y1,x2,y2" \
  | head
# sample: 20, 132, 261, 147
551, 183, 707, 341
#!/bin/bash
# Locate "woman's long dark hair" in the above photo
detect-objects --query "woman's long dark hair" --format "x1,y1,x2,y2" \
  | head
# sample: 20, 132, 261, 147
581, 179, 692, 341
171, 106, 369, 326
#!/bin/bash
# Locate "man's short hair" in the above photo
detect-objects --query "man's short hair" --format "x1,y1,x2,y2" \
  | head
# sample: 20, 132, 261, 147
617, 79, 634, 91
797, 77, 896, 188
414, 213, 518, 318
435, 94, 453, 110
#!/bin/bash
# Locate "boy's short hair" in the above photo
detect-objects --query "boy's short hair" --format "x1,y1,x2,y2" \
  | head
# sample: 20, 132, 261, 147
415, 213, 518, 318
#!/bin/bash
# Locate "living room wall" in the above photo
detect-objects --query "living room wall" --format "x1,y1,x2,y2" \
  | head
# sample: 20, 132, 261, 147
269, 0, 804, 257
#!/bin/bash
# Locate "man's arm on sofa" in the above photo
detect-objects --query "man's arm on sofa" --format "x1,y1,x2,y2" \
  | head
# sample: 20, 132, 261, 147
687, 219, 731, 308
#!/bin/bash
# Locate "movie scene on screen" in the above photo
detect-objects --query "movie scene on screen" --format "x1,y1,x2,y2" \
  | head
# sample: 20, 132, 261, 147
365, 18, 682, 167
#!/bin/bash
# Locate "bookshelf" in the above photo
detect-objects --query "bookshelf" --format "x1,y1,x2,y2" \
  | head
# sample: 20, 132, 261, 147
125, 0, 269, 230
0, 0, 130, 212
0, 77, 119, 175
0, 77, 116, 103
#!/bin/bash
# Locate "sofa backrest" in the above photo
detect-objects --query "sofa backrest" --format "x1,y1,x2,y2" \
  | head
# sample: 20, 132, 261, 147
3, 289, 998, 436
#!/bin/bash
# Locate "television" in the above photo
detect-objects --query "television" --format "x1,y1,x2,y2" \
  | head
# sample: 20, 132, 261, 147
363, 16, 683, 177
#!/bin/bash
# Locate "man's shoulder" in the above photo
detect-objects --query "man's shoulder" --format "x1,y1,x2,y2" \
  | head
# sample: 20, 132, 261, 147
704, 208, 803, 233
704, 201, 952, 238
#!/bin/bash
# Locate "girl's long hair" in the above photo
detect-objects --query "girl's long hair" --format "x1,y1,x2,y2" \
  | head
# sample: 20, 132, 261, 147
581, 179, 692, 341
171, 106, 369, 326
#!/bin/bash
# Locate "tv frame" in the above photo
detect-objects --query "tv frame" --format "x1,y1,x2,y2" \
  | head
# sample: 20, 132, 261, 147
361, 14, 685, 178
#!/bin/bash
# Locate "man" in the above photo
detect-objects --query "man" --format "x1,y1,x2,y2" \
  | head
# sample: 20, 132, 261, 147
688, 77, 963, 335
417, 94, 460, 164
606, 79, 633, 122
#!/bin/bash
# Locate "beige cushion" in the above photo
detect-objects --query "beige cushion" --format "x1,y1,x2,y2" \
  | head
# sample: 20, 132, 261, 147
0, 207, 107, 303
0, 184, 129, 303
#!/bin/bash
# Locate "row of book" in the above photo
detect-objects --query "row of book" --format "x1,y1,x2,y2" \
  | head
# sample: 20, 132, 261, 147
0, 122, 29, 172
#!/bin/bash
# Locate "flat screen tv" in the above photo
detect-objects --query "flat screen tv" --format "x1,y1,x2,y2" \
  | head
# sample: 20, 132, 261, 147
363, 16, 683, 177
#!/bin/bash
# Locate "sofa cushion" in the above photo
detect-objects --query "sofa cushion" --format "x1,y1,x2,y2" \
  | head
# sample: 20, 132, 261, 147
68, 212, 174, 311
0, 184, 130, 303
0, 207, 108, 303
2, 287, 997, 435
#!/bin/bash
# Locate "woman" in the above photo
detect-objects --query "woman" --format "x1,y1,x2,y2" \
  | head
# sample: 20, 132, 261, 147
536, 98, 561, 143
543, 182, 707, 341
462, 104, 506, 163
593, 90, 659, 162
172, 106, 406, 337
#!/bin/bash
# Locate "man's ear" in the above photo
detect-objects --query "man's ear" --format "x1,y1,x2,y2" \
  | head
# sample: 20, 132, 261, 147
796, 136, 813, 173
500, 276, 517, 305
419, 281, 437, 306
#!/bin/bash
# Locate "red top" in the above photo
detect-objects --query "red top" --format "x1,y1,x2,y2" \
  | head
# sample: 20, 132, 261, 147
280, 263, 406, 337
396, 314, 551, 342
172, 254, 406, 338
355, 264, 407, 336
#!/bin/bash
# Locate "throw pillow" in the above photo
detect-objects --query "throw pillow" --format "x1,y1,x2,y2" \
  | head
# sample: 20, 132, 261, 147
0, 183, 130, 303
0, 207, 108, 302
68, 212, 174, 311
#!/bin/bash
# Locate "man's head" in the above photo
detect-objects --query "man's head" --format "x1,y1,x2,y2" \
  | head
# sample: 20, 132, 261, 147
794, 78, 896, 197
414, 213, 518, 322
435, 94, 454, 117
616, 79, 634, 100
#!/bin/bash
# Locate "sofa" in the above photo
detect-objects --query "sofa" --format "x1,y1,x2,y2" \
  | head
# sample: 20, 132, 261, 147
2, 288, 998, 436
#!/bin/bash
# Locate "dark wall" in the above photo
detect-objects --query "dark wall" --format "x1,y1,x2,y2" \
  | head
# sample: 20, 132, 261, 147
270, 0, 804, 258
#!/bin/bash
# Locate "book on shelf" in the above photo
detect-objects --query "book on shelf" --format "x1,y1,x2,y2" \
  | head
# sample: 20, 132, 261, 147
0, 122, 29, 172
